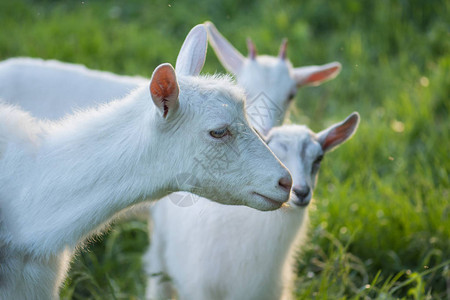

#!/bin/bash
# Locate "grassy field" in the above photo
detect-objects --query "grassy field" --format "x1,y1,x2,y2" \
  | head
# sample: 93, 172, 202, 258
1, 0, 449, 299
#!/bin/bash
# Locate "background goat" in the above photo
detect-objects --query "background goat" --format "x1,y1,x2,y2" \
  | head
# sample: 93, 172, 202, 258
145, 113, 360, 300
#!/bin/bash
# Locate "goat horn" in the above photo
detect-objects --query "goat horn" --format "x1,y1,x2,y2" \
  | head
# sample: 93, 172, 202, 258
247, 38, 257, 60
278, 38, 288, 60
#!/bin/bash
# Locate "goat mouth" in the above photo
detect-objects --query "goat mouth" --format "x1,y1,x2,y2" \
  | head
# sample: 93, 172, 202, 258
291, 197, 310, 207
253, 192, 284, 208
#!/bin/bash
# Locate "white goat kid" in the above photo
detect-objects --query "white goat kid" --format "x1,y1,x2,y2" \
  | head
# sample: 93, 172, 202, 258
0, 25, 292, 300
145, 112, 360, 300
205, 21, 342, 135
0, 23, 340, 125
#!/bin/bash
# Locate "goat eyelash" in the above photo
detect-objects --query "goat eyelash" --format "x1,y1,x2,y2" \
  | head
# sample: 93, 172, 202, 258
314, 155, 324, 164
210, 128, 230, 138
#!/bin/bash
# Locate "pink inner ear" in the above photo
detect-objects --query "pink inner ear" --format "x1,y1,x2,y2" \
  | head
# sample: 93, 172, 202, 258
150, 70, 177, 99
150, 65, 179, 118
322, 131, 339, 150
322, 120, 353, 150
307, 66, 340, 83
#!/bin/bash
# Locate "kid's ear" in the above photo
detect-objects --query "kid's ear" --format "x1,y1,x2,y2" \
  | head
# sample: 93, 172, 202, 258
205, 21, 246, 75
293, 62, 342, 87
175, 24, 208, 76
149, 63, 179, 118
317, 112, 360, 152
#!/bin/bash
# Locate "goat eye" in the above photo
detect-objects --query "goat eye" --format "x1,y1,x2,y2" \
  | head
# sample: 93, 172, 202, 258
210, 128, 229, 139
314, 155, 324, 165
288, 92, 297, 102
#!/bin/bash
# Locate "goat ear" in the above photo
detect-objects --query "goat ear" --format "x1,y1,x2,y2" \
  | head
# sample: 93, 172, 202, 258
293, 62, 342, 87
175, 24, 207, 76
205, 21, 245, 74
150, 63, 179, 118
317, 112, 360, 152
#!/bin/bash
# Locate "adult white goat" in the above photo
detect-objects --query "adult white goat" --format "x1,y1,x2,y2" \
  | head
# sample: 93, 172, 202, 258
0, 22, 340, 127
0, 25, 292, 300
145, 112, 360, 300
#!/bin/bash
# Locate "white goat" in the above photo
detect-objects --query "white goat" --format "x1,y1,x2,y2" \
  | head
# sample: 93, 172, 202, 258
145, 112, 360, 300
205, 21, 342, 135
0, 22, 340, 127
0, 25, 292, 300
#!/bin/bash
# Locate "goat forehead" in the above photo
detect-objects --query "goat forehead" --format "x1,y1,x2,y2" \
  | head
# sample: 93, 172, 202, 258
178, 75, 245, 120
270, 125, 321, 156
270, 125, 309, 142
248, 57, 292, 79
178, 75, 244, 104
255, 55, 291, 68
241, 57, 295, 97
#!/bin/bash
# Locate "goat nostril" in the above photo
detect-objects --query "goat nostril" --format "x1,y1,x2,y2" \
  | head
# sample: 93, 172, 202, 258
294, 187, 310, 199
278, 177, 292, 192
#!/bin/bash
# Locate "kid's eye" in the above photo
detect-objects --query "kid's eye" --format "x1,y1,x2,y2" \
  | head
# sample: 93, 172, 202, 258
314, 155, 324, 165
288, 92, 297, 101
210, 128, 229, 138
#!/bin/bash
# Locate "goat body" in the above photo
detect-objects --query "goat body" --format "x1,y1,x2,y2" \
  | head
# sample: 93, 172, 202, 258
145, 114, 360, 300
0, 25, 291, 299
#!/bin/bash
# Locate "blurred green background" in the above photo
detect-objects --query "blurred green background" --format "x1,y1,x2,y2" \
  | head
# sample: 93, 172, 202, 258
1, 0, 449, 299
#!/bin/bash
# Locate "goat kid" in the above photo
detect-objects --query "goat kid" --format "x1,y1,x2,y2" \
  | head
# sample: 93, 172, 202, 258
145, 112, 360, 300
0, 25, 291, 300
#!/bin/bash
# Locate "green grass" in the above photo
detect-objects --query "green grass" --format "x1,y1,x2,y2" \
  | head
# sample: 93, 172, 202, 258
1, 0, 449, 299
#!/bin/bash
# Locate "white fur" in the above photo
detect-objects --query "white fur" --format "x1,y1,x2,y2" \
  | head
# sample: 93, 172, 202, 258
0, 25, 291, 300
205, 21, 342, 135
0, 57, 146, 120
0, 24, 341, 132
145, 113, 360, 300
